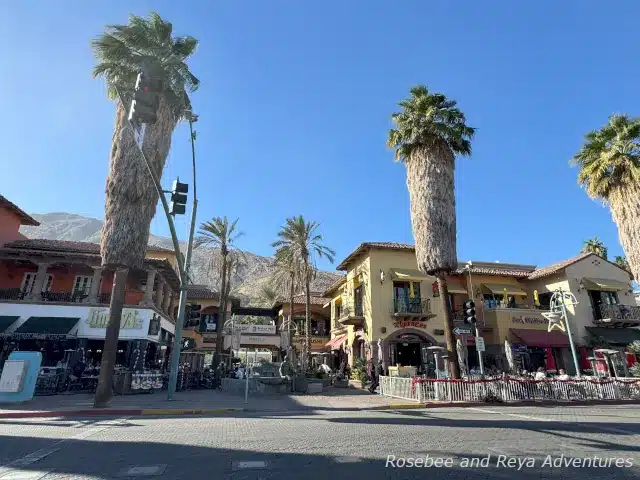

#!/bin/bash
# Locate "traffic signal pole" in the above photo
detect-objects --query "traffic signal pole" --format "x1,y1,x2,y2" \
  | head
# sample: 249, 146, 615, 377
167, 115, 198, 400
465, 263, 484, 376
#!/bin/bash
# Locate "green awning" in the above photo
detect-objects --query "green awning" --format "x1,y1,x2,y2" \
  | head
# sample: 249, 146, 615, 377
0, 316, 19, 333
12, 317, 80, 336
586, 327, 640, 346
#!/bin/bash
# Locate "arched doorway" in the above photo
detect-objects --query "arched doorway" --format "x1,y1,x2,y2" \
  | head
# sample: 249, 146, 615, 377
382, 328, 438, 372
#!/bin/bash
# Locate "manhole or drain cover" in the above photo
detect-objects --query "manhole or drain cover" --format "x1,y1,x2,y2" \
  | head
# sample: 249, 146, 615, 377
232, 460, 268, 470
117, 464, 167, 477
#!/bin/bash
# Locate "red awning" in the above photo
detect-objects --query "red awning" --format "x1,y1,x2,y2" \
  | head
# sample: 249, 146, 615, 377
510, 328, 570, 348
325, 335, 347, 350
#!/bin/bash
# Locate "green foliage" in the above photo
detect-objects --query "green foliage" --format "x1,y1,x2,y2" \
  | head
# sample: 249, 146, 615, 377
387, 85, 475, 162
92, 12, 200, 121
628, 341, 640, 355
629, 363, 640, 378
570, 114, 640, 201
581, 237, 608, 260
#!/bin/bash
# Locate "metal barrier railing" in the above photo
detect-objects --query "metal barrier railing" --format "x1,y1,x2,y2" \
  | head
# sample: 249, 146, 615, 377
379, 376, 640, 403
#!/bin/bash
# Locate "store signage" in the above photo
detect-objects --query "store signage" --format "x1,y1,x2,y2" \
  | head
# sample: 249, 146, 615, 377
224, 324, 276, 335
0, 360, 27, 393
475, 337, 486, 352
512, 316, 546, 325
293, 336, 329, 346
237, 335, 280, 347
393, 320, 426, 328
87, 308, 143, 330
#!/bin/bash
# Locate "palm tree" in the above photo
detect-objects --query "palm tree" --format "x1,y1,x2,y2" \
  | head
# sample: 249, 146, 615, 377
91, 13, 199, 407
271, 248, 304, 357
581, 237, 608, 260
258, 284, 280, 307
272, 216, 335, 369
615, 255, 634, 279
195, 217, 243, 369
387, 85, 475, 379
571, 114, 640, 282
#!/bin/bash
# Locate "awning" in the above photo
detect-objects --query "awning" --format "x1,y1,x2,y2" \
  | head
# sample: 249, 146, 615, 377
510, 328, 570, 348
0, 316, 19, 333
447, 278, 468, 295
581, 278, 630, 292
8, 317, 80, 337
586, 326, 640, 346
392, 269, 429, 281
483, 283, 527, 296
325, 335, 347, 350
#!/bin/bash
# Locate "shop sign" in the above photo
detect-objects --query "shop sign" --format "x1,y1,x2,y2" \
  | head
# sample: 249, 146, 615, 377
512, 316, 546, 325
293, 336, 329, 346
88, 308, 143, 329
234, 335, 281, 347
393, 320, 426, 328
224, 324, 276, 335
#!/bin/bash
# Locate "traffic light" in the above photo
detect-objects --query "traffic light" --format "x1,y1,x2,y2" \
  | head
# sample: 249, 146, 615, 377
463, 300, 476, 324
169, 179, 188, 215
128, 64, 160, 128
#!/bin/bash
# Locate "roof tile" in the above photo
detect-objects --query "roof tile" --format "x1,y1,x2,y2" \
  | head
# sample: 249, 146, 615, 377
4, 239, 173, 254
527, 252, 593, 280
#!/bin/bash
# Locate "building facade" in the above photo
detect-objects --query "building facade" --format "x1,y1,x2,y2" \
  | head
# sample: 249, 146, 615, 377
325, 242, 640, 376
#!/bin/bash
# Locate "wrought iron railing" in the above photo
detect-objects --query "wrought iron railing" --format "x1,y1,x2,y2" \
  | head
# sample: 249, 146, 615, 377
340, 301, 364, 318
596, 304, 640, 323
0, 287, 27, 301
393, 297, 431, 315
98, 292, 111, 304
41, 291, 88, 303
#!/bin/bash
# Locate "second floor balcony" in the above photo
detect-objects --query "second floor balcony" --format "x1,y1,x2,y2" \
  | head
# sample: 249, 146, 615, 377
336, 301, 364, 327
392, 297, 435, 320
594, 303, 640, 327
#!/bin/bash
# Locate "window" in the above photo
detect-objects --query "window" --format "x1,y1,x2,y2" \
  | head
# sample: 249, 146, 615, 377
599, 291, 619, 306
354, 285, 364, 315
43, 274, 54, 293
334, 302, 342, 319
20, 272, 36, 294
73, 276, 92, 294
393, 281, 422, 313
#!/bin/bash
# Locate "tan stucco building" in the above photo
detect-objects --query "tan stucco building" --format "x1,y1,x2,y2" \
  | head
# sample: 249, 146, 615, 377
325, 243, 640, 376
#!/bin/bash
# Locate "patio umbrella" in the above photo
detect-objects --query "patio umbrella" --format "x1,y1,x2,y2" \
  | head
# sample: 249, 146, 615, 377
504, 338, 515, 373
456, 338, 468, 377
377, 339, 383, 362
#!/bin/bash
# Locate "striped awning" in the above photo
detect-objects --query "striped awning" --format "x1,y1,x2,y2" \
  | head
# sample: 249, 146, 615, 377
325, 335, 347, 350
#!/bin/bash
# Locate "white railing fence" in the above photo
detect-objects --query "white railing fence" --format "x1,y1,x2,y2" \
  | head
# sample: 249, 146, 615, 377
379, 376, 640, 403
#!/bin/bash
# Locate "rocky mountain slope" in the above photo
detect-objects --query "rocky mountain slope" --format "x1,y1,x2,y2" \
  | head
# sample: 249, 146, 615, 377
20, 213, 342, 306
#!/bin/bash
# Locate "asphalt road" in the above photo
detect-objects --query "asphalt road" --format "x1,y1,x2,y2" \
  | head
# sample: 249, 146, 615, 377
0, 405, 639, 479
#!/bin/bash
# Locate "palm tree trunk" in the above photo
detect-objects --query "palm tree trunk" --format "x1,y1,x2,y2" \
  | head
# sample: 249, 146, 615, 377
289, 271, 295, 360
94, 267, 128, 407
214, 254, 228, 369
436, 275, 460, 379
304, 262, 311, 372
609, 185, 640, 282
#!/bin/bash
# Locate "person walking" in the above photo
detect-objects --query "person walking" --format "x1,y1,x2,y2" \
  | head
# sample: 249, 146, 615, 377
369, 360, 382, 393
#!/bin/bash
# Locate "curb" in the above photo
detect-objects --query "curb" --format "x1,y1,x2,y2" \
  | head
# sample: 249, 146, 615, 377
2, 399, 639, 419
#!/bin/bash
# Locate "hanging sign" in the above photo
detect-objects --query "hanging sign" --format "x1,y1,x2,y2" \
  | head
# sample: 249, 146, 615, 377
393, 320, 426, 328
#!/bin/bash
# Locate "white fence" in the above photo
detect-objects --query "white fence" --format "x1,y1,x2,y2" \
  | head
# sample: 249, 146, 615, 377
379, 376, 640, 403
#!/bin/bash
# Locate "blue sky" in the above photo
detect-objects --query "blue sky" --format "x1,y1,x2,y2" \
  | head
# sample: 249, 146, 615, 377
1, 1, 638, 272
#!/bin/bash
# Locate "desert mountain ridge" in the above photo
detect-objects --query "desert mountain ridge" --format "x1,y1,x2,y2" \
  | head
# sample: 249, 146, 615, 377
19, 213, 342, 306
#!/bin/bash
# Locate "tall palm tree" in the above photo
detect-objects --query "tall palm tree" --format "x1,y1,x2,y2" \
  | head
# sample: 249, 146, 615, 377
571, 114, 640, 282
91, 12, 199, 407
271, 248, 304, 356
581, 237, 608, 260
258, 284, 280, 307
387, 85, 475, 379
272, 216, 335, 369
195, 217, 243, 368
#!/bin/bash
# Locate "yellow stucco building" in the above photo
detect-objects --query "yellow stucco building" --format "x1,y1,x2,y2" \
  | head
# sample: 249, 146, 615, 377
325, 243, 640, 376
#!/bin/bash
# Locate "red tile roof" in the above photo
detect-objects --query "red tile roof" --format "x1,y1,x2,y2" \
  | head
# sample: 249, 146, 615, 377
0, 195, 39, 226
527, 252, 593, 280
186, 285, 220, 300
4, 239, 173, 254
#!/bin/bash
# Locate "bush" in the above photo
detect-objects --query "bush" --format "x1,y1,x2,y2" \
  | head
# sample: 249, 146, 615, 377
629, 363, 640, 378
482, 391, 504, 403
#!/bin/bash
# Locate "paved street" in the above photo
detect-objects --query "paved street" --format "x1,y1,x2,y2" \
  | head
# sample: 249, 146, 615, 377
0, 404, 638, 479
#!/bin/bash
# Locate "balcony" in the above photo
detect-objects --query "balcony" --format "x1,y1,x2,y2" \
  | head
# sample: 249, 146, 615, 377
594, 304, 640, 327
336, 301, 364, 327
392, 298, 435, 321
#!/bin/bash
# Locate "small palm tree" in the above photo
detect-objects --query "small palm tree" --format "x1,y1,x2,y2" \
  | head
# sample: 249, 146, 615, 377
581, 237, 608, 260
615, 256, 634, 279
571, 114, 640, 282
271, 248, 304, 359
92, 12, 199, 407
272, 216, 334, 369
387, 85, 475, 379
195, 217, 243, 368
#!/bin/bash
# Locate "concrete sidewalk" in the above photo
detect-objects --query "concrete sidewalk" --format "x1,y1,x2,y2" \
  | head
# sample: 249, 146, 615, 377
0, 387, 417, 418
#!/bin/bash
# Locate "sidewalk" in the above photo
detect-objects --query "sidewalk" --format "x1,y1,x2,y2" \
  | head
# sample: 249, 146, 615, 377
0, 387, 419, 418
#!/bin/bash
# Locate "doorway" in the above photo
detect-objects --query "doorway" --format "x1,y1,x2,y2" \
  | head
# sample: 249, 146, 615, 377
396, 342, 421, 366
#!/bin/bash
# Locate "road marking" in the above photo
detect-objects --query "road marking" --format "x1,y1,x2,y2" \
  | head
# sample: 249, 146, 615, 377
0, 417, 129, 478
468, 407, 551, 422
334, 457, 361, 463
0, 471, 52, 480
117, 465, 167, 477
235, 461, 267, 469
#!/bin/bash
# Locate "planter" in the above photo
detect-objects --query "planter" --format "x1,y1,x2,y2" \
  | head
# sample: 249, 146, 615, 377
307, 382, 323, 394
333, 379, 349, 388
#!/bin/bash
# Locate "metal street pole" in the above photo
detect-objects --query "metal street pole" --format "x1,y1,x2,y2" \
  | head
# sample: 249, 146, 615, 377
466, 263, 484, 375
558, 288, 582, 378
168, 114, 199, 400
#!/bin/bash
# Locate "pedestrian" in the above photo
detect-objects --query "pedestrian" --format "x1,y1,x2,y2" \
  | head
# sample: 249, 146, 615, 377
557, 369, 570, 380
534, 367, 547, 380
369, 361, 383, 393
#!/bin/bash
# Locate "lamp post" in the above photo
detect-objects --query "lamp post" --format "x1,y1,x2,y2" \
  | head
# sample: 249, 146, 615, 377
554, 289, 582, 378
465, 263, 484, 375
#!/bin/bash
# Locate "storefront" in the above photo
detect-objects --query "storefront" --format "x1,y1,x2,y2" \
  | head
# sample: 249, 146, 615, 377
382, 326, 438, 375
586, 326, 640, 376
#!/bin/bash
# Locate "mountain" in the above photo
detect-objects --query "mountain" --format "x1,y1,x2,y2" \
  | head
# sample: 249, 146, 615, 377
20, 213, 342, 306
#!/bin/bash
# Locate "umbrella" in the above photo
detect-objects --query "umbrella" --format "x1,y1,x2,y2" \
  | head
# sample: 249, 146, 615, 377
504, 338, 514, 373
377, 339, 383, 363
456, 338, 468, 377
